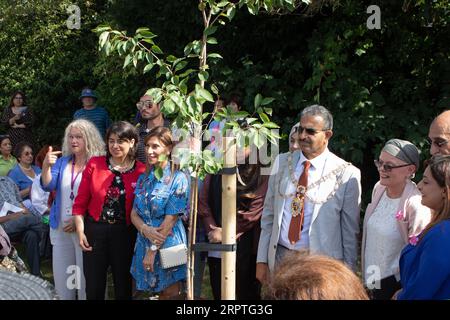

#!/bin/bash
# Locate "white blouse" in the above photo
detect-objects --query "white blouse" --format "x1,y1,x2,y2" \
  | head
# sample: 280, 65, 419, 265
365, 192, 404, 283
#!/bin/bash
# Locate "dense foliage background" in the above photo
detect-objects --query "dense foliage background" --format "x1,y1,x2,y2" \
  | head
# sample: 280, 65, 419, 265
1, 0, 449, 204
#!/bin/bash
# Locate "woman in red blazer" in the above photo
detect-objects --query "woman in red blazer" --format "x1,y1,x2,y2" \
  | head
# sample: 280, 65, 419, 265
73, 121, 145, 300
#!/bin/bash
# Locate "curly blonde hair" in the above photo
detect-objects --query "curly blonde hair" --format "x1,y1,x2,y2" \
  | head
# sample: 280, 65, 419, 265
61, 119, 106, 158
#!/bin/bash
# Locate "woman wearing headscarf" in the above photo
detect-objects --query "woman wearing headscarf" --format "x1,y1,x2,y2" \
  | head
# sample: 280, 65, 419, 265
289, 123, 300, 152
362, 139, 431, 300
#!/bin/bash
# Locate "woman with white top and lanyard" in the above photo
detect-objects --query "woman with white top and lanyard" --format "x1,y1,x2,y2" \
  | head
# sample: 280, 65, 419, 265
362, 139, 431, 299
41, 119, 105, 300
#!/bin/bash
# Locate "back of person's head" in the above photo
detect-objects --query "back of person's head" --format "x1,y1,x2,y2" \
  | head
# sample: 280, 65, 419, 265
264, 252, 369, 300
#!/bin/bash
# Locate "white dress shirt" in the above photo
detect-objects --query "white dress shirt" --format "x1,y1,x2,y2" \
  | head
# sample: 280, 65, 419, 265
279, 149, 332, 250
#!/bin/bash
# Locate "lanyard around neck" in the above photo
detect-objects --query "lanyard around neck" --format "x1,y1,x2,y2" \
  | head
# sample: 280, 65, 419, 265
70, 156, 84, 201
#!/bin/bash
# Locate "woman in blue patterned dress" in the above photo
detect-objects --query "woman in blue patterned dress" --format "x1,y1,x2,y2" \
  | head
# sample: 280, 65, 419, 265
130, 126, 189, 299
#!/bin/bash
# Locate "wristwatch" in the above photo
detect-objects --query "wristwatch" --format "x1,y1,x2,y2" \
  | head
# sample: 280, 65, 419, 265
150, 244, 158, 251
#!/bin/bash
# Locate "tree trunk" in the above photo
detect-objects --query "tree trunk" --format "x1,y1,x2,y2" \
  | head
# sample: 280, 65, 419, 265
221, 136, 236, 300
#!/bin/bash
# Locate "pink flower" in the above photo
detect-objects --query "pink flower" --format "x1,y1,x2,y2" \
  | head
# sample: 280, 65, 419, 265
409, 235, 419, 246
395, 210, 404, 221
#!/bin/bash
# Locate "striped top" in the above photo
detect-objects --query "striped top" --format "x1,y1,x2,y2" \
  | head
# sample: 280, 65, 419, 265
73, 106, 112, 138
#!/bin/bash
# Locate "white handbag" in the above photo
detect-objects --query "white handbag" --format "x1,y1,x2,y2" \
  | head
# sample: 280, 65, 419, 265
159, 244, 188, 269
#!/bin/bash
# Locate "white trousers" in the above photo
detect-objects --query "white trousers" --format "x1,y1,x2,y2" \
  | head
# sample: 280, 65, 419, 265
50, 227, 86, 300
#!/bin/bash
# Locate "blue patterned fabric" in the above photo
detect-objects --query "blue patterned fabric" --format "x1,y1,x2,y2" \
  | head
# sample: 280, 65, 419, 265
131, 165, 189, 293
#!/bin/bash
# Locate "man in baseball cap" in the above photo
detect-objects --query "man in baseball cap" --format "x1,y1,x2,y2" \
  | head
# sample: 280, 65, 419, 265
73, 87, 112, 137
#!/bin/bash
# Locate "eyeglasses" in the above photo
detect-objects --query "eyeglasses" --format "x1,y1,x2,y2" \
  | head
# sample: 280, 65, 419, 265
136, 100, 154, 110
374, 159, 411, 172
295, 125, 328, 135
426, 137, 449, 148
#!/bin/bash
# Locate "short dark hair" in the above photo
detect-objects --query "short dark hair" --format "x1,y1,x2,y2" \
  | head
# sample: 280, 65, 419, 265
13, 142, 34, 161
105, 121, 139, 161
9, 90, 27, 108
0, 135, 10, 145
300, 105, 333, 130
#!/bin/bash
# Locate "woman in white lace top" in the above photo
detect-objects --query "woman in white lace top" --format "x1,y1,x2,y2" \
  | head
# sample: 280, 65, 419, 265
361, 139, 431, 300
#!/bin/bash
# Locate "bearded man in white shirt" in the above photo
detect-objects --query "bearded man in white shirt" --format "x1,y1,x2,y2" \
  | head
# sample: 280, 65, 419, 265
256, 105, 361, 284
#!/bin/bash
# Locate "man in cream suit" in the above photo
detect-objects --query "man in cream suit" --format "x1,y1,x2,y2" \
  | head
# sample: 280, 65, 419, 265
256, 105, 361, 284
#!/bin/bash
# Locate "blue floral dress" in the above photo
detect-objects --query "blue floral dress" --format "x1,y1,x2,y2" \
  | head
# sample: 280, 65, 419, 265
130, 166, 189, 292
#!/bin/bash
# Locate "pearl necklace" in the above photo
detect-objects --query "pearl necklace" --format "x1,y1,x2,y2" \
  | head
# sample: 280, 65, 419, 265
279, 152, 351, 205
110, 158, 133, 171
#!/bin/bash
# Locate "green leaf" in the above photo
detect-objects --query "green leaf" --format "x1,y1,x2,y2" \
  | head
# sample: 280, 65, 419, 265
174, 60, 188, 72
207, 53, 223, 59
123, 55, 132, 69
204, 26, 218, 37
207, 37, 218, 44
195, 84, 214, 102
94, 25, 112, 33
217, 1, 229, 8
355, 48, 366, 56
144, 63, 155, 74
171, 76, 179, 85
261, 97, 275, 106
152, 45, 163, 54
259, 112, 270, 123
263, 122, 279, 129
179, 78, 188, 95
154, 166, 163, 180
186, 95, 197, 115
254, 93, 263, 108
145, 88, 163, 103
246, 118, 258, 125
263, 107, 273, 116
99, 31, 109, 48
253, 131, 264, 148
166, 55, 177, 63
162, 99, 176, 114
178, 69, 196, 78
183, 43, 193, 56
140, 30, 157, 39
211, 84, 219, 95
198, 70, 209, 81
234, 111, 249, 119
226, 6, 236, 20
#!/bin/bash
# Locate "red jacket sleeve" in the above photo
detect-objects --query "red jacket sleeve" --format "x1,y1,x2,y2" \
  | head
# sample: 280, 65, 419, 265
72, 158, 94, 216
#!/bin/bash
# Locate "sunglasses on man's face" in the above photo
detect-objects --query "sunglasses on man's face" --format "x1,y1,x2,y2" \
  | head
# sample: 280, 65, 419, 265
136, 100, 154, 110
374, 159, 411, 172
295, 125, 328, 135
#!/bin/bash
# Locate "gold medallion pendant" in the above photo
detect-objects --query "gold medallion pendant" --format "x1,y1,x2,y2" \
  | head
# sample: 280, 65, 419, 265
291, 196, 304, 217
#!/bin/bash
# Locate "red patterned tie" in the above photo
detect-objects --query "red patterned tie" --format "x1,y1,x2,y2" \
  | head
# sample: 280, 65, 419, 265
288, 160, 310, 244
